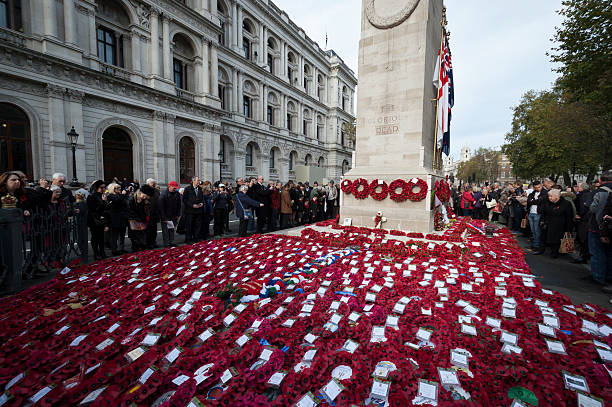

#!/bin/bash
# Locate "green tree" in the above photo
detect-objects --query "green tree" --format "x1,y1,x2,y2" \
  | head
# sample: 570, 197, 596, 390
457, 148, 501, 183
502, 89, 608, 183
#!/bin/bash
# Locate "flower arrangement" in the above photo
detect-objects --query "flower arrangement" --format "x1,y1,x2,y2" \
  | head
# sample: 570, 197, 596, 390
352, 178, 370, 200
0, 220, 609, 406
368, 180, 389, 201
340, 179, 353, 195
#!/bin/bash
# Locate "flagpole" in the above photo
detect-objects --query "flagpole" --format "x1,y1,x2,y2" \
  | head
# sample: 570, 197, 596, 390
433, 8, 447, 170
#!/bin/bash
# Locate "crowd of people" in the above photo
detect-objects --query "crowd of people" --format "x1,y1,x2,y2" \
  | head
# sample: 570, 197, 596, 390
0, 172, 341, 261
1, 170, 610, 293
448, 173, 612, 293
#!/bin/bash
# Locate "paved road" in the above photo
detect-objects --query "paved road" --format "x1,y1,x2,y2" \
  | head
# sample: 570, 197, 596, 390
515, 235, 611, 310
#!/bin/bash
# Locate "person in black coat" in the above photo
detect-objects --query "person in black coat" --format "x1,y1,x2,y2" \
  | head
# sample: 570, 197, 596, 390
182, 177, 203, 244
252, 176, 271, 233
144, 179, 160, 249
159, 181, 182, 247
127, 185, 154, 252
235, 184, 263, 237
572, 183, 594, 263
212, 184, 230, 236
536, 189, 574, 258
87, 180, 108, 260
106, 182, 129, 255
198, 186, 213, 240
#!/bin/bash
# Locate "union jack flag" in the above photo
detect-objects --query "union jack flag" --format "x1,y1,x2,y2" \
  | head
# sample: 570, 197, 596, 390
433, 34, 454, 156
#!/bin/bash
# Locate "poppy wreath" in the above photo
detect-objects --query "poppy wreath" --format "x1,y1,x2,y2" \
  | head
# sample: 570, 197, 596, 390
340, 179, 353, 194
406, 178, 428, 201
368, 179, 389, 201
352, 178, 370, 200
388, 179, 411, 202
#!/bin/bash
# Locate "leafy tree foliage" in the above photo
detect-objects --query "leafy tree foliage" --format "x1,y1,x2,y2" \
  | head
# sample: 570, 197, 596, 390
457, 147, 501, 183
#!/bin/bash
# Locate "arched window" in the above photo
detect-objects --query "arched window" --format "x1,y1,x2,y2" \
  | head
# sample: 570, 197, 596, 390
289, 151, 297, 171
179, 137, 196, 184
304, 154, 312, 166
287, 51, 297, 86
173, 33, 196, 91
266, 37, 277, 74
0, 103, 32, 179
218, 67, 230, 110
341, 85, 348, 111
317, 74, 324, 99
316, 115, 324, 140
318, 157, 325, 168
287, 101, 296, 132
342, 160, 350, 175
217, 1, 228, 46
0, 0, 22, 30
96, 0, 130, 69
242, 19, 255, 60
245, 143, 253, 167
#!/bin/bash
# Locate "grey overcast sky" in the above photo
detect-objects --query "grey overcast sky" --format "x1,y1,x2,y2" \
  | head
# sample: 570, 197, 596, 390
273, 0, 564, 159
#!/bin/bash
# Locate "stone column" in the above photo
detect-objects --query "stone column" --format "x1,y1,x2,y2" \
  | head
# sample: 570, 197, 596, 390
152, 111, 167, 182
281, 95, 286, 128
299, 55, 304, 90
297, 103, 303, 135
232, 68, 238, 112
211, 45, 219, 97
64, 0, 76, 45
162, 15, 171, 80
237, 71, 243, 115
279, 157, 289, 183
279, 40, 285, 78
201, 40, 210, 95
259, 25, 266, 66
195, 56, 204, 95
210, 0, 218, 17
43, 0, 58, 38
46, 85, 68, 176
237, 6, 243, 53
150, 9, 160, 76
312, 112, 317, 140
131, 30, 142, 72
231, 2, 238, 50
312, 67, 317, 97
87, 8, 97, 62
260, 83, 266, 122
234, 151, 246, 180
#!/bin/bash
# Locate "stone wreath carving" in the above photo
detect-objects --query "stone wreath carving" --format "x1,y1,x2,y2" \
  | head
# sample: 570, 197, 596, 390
365, 0, 420, 29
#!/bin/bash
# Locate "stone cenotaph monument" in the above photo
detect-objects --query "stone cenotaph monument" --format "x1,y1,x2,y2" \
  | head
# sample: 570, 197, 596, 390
341, 0, 445, 232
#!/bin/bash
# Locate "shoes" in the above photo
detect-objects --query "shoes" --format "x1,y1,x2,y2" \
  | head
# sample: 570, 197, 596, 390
532, 250, 545, 255
601, 285, 612, 294
570, 257, 587, 264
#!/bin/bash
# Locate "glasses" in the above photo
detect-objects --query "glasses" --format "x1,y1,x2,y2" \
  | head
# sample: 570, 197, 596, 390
57, 179, 65, 184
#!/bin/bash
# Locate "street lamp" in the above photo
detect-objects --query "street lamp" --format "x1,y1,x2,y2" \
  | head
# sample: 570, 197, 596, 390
67, 126, 80, 187
218, 150, 224, 184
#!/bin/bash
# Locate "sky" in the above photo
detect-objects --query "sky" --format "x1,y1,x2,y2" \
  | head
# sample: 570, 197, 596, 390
273, 0, 564, 159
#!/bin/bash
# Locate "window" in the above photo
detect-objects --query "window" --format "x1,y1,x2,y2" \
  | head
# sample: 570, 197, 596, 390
0, 0, 21, 30
341, 128, 345, 145
501, 171, 505, 179
246, 144, 253, 167
219, 85, 226, 110
243, 96, 251, 118
304, 77, 308, 91
267, 106, 273, 125
287, 114, 292, 131
220, 139, 225, 163
269, 149, 275, 169
316, 126, 321, 140
303, 120, 307, 136
242, 37, 250, 59
267, 53, 274, 74
173, 58, 187, 90
342, 97, 346, 111
179, 137, 196, 184
288, 68, 293, 85
97, 26, 117, 65
289, 153, 294, 171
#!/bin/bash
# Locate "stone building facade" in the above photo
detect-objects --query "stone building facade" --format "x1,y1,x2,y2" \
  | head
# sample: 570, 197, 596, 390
0, 0, 356, 185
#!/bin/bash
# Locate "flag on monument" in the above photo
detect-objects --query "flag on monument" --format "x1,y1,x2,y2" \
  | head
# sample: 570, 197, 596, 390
433, 34, 454, 156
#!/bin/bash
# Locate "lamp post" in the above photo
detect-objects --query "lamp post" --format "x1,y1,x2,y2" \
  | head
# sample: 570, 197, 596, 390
218, 150, 224, 184
67, 126, 80, 187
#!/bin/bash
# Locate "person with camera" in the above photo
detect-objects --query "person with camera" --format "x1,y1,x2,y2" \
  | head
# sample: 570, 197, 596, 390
235, 184, 263, 237
588, 172, 612, 292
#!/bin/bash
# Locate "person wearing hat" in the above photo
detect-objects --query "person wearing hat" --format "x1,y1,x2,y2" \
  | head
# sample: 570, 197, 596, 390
159, 181, 182, 247
87, 180, 108, 260
127, 184, 154, 252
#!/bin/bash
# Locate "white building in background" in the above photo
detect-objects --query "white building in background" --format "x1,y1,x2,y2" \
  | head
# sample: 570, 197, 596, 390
442, 145, 471, 179
0, 0, 356, 185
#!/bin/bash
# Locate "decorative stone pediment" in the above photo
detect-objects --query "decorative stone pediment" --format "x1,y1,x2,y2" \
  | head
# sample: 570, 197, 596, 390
365, 0, 420, 29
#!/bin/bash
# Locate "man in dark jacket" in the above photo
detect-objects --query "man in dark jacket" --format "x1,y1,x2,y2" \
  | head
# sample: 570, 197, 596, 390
159, 181, 182, 247
182, 177, 203, 244
52, 172, 75, 206
589, 172, 612, 292
145, 178, 160, 248
127, 185, 154, 252
252, 176, 271, 233
212, 184, 230, 236
572, 183, 594, 263
199, 185, 213, 240
527, 181, 549, 253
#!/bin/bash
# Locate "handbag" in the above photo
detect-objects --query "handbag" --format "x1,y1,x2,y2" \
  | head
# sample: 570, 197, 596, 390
486, 199, 498, 209
236, 195, 253, 220
559, 232, 575, 254
520, 216, 528, 229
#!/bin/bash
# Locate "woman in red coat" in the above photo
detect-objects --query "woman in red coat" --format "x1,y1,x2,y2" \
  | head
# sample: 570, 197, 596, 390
461, 185, 476, 217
